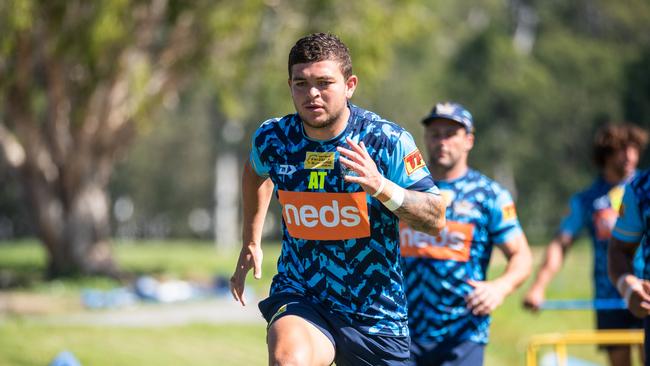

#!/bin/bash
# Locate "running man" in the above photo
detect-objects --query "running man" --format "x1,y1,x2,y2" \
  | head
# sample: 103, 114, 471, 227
609, 169, 650, 366
524, 124, 648, 366
229, 33, 446, 366
400, 102, 532, 366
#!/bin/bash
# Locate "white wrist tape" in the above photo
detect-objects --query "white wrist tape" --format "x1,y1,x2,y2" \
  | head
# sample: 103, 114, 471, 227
382, 184, 405, 211
624, 283, 643, 307
616, 273, 631, 295
617, 273, 642, 306
371, 178, 386, 198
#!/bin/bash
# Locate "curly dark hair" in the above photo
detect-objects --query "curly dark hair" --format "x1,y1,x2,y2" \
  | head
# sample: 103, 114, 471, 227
288, 33, 352, 79
593, 123, 648, 168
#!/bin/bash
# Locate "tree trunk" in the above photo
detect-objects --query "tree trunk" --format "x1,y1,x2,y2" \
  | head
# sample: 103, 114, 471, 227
1, 0, 235, 279
23, 168, 119, 279
60, 182, 117, 278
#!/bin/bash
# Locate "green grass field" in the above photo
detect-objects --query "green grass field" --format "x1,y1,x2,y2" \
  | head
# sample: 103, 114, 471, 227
0, 239, 642, 365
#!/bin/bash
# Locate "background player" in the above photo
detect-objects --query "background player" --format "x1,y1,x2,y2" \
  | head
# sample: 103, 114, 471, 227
230, 33, 446, 366
609, 169, 650, 366
524, 123, 648, 366
400, 102, 532, 366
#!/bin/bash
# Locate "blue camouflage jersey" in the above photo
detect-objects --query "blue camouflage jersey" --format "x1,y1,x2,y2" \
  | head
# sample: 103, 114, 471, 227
558, 174, 643, 300
250, 104, 439, 337
400, 169, 523, 344
613, 170, 650, 280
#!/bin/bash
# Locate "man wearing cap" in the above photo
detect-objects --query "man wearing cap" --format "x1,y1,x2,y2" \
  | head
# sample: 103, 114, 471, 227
400, 102, 532, 366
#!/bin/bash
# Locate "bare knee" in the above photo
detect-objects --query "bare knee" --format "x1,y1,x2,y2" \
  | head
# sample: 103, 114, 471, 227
267, 315, 334, 366
269, 346, 313, 366
268, 322, 315, 365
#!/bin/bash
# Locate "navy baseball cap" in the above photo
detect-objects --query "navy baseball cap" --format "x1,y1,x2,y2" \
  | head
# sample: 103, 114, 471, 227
421, 102, 474, 132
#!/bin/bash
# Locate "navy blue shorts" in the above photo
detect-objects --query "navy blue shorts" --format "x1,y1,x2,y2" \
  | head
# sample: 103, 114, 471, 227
406, 338, 484, 366
596, 309, 644, 330
596, 309, 644, 351
259, 293, 410, 366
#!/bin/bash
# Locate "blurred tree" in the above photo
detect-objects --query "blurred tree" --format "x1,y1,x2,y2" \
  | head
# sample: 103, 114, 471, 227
424, 0, 650, 241
0, 0, 266, 277
107, 0, 650, 245
0, 159, 32, 238
623, 47, 650, 135
110, 0, 439, 246
0, 0, 436, 276
1, 0, 648, 277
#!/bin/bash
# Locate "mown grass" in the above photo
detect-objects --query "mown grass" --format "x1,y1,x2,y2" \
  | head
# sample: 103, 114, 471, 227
0, 239, 641, 365
0, 321, 267, 366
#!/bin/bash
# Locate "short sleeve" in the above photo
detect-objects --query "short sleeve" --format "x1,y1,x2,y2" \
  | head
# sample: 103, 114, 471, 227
387, 130, 439, 195
249, 125, 271, 177
612, 184, 644, 243
558, 195, 584, 238
488, 187, 523, 244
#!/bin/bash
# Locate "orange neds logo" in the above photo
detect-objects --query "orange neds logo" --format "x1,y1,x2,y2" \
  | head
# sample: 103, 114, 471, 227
278, 190, 370, 240
399, 221, 474, 262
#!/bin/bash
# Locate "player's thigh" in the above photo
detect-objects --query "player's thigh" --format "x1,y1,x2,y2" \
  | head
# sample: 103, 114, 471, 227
268, 314, 335, 366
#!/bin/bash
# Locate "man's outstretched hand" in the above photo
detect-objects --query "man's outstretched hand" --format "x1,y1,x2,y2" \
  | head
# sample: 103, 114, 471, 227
230, 242, 263, 306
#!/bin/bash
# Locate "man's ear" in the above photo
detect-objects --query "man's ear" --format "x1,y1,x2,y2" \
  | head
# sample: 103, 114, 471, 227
465, 132, 475, 151
345, 75, 358, 99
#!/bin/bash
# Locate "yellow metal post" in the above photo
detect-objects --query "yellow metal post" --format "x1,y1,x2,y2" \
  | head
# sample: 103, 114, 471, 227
555, 342, 567, 366
526, 343, 538, 366
525, 330, 643, 366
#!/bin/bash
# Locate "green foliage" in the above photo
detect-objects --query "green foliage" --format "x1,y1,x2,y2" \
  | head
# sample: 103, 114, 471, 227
2, 0, 650, 245
623, 47, 650, 134
0, 0, 33, 56
416, 0, 650, 240
107, 0, 451, 236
